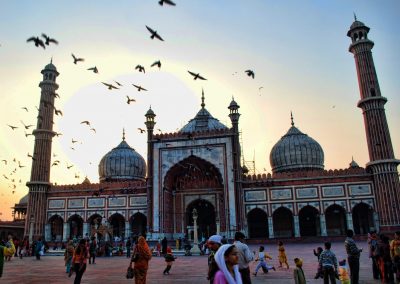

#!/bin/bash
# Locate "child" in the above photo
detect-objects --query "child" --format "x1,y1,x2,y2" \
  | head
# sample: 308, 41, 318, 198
313, 247, 323, 279
278, 241, 289, 269
293, 258, 306, 284
338, 259, 350, 284
163, 246, 176, 275
253, 246, 275, 276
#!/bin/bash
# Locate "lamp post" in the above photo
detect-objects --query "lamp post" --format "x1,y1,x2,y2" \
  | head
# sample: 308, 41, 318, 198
191, 208, 200, 253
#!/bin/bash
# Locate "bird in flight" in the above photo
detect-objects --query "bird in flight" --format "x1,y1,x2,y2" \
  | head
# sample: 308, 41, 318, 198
1, 160, 7, 165
80, 121, 91, 126
132, 84, 147, 92
18, 161, 25, 168
138, 128, 146, 133
90, 128, 96, 133
126, 96, 136, 104
72, 53, 84, 64
7, 125, 18, 130
27, 36, 45, 49
87, 66, 99, 73
114, 81, 123, 87
145, 26, 164, 41
20, 121, 34, 129
102, 82, 119, 90
159, 0, 176, 6
54, 108, 63, 116
27, 153, 35, 160
245, 69, 255, 79
67, 164, 74, 169
41, 33, 58, 45
72, 139, 78, 144
24, 131, 33, 137
135, 65, 145, 73
187, 70, 207, 80
55, 132, 63, 137
21, 107, 29, 112
151, 60, 161, 69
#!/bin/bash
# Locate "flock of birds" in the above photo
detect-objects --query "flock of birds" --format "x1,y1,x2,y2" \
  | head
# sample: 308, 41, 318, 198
1, 0, 260, 199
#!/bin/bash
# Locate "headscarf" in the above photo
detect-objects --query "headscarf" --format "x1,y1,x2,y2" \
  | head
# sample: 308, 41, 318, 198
208, 235, 222, 244
214, 244, 242, 284
166, 247, 172, 254
136, 236, 152, 258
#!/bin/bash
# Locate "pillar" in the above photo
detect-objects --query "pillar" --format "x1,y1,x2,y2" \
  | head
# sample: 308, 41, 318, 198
268, 216, 274, 239
373, 212, 380, 233
294, 215, 300, 237
346, 213, 354, 231
45, 223, 51, 241
63, 222, 69, 241
125, 221, 130, 239
320, 214, 327, 236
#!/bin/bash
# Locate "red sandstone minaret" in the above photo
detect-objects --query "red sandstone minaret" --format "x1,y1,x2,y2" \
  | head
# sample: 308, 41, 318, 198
145, 107, 156, 236
24, 61, 59, 240
348, 17, 400, 231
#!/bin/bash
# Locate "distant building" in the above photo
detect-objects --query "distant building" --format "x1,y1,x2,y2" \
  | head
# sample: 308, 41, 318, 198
10, 19, 399, 242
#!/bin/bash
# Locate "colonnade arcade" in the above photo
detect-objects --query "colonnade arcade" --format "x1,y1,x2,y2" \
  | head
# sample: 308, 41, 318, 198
45, 212, 147, 242
246, 202, 376, 238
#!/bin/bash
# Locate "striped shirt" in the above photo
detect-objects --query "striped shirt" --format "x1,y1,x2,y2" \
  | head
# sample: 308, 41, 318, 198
345, 237, 361, 258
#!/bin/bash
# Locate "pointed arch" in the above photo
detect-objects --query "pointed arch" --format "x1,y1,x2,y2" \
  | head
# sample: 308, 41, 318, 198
130, 212, 147, 238
48, 214, 63, 241
325, 204, 347, 236
247, 208, 268, 238
273, 206, 294, 238
298, 205, 320, 236
109, 213, 126, 238
67, 214, 83, 239
352, 202, 374, 234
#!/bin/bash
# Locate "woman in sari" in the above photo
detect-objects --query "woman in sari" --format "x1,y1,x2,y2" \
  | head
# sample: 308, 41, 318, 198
130, 236, 152, 284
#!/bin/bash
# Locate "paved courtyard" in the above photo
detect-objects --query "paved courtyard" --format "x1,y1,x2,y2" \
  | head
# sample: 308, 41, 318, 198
2, 241, 381, 283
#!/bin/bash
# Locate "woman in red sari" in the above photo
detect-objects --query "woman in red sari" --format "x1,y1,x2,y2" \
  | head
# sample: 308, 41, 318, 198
130, 236, 152, 284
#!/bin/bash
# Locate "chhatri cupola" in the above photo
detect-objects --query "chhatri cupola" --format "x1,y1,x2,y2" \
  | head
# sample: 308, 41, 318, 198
269, 113, 324, 173
179, 89, 228, 133
98, 130, 146, 182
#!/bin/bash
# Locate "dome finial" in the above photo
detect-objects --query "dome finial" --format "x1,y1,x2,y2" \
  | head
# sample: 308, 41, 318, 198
50, 57, 53, 64
122, 128, 125, 141
290, 111, 295, 126
353, 12, 357, 21
201, 88, 205, 108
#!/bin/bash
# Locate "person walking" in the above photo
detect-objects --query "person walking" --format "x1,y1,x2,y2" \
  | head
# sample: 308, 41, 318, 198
390, 231, 400, 283
293, 258, 306, 284
34, 237, 43, 260
277, 241, 289, 269
213, 244, 243, 284
64, 240, 74, 275
0, 235, 15, 278
233, 232, 253, 284
319, 241, 338, 284
377, 234, 394, 283
207, 235, 223, 283
72, 239, 89, 284
163, 247, 176, 275
129, 236, 152, 284
344, 229, 362, 284
368, 231, 380, 280
89, 237, 96, 264
161, 237, 168, 256
126, 238, 132, 258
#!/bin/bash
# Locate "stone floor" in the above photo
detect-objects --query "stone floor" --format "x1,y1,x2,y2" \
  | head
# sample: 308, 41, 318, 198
2, 241, 382, 283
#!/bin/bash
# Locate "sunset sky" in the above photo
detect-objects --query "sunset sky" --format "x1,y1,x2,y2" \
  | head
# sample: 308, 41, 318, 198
0, 0, 399, 221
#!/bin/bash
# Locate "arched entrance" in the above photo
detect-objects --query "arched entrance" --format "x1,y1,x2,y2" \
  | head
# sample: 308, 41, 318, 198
247, 208, 268, 238
325, 204, 347, 236
68, 214, 83, 239
186, 199, 216, 239
49, 215, 63, 241
352, 203, 374, 235
299, 206, 320, 236
163, 155, 224, 235
273, 207, 294, 238
109, 213, 125, 238
130, 213, 147, 237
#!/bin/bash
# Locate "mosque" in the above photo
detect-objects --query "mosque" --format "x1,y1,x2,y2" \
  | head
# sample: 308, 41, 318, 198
5, 18, 399, 243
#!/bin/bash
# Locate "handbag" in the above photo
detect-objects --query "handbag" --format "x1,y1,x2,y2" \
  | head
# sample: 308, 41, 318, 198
126, 266, 134, 279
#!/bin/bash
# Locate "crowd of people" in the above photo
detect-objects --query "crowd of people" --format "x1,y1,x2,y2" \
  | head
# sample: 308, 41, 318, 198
1, 229, 400, 283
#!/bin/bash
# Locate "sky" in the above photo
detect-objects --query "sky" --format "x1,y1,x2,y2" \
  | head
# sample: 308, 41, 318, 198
0, 0, 399, 221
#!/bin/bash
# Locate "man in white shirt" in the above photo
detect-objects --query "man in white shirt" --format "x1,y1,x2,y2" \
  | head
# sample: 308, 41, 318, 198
234, 232, 253, 284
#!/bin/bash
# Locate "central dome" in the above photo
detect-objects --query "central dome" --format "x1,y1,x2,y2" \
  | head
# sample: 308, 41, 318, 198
270, 122, 324, 173
98, 138, 146, 182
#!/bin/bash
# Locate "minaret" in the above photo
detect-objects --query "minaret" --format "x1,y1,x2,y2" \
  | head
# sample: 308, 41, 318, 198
25, 61, 59, 240
228, 97, 244, 230
144, 106, 156, 236
348, 18, 400, 230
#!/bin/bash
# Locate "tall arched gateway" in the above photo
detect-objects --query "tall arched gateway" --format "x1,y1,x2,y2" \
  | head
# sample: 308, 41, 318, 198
162, 155, 224, 237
